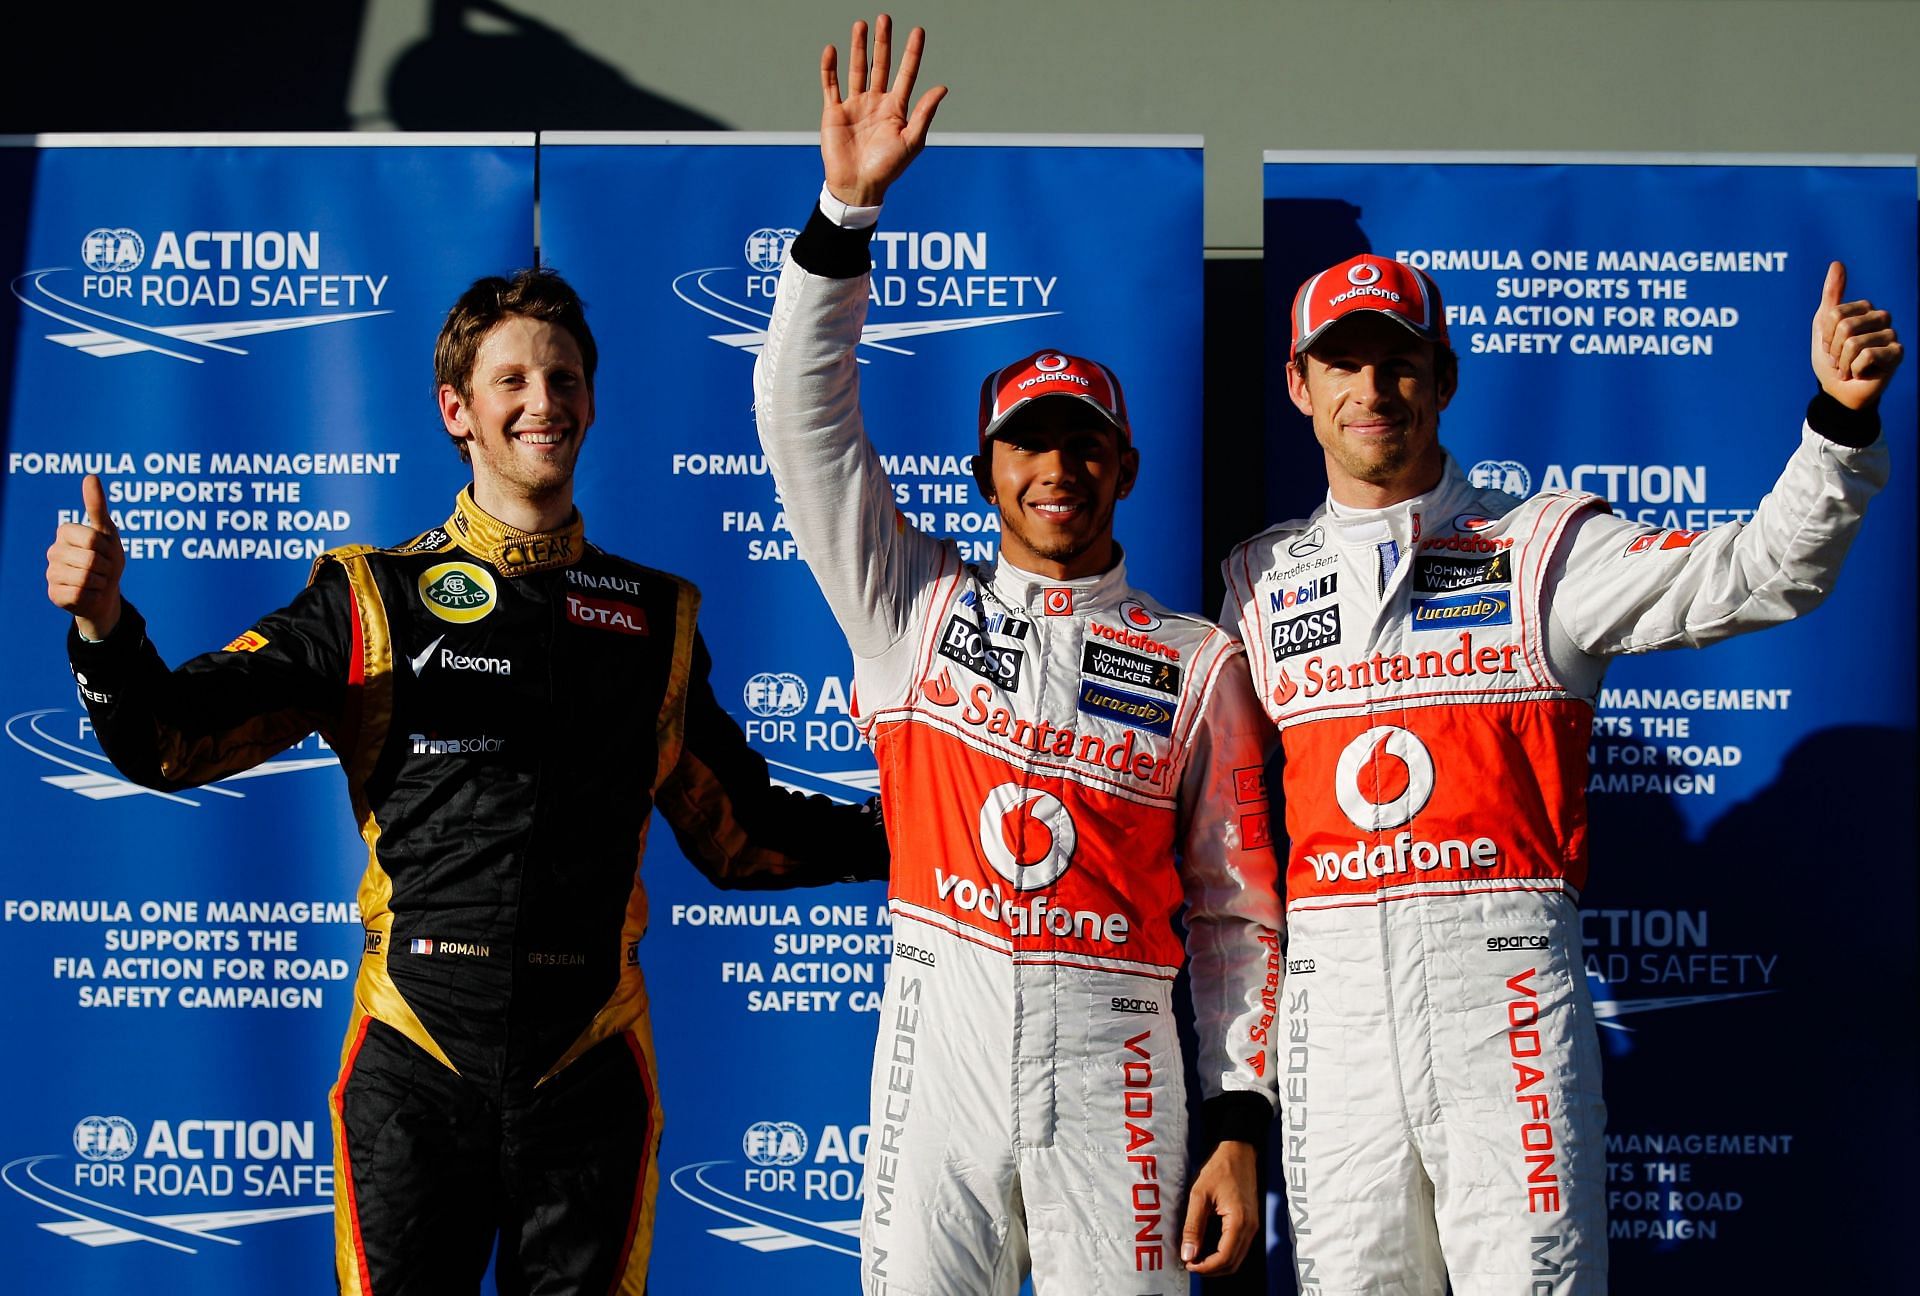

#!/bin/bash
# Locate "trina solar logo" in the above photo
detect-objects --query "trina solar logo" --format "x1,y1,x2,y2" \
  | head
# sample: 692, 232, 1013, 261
13, 225, 393, 362
672, 225, 1066, 358
3, 1114, 331, 1250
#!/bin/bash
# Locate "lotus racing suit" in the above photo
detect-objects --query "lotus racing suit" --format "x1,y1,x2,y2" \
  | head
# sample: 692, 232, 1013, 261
755, 209, 1284, 1295
67, 491, 887, 1295
1221, 400, 1886, 1294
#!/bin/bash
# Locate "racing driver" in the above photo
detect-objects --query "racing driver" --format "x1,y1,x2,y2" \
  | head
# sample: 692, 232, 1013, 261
1223, 251, 1899, 1293
753, 17, 1282, 1293
46, 268, 887, 1295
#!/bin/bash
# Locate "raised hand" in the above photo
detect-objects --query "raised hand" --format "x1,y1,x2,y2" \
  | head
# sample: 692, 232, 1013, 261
820, 14, 946, 208
46, 473, 126, 639
1812, 260, 1903, 410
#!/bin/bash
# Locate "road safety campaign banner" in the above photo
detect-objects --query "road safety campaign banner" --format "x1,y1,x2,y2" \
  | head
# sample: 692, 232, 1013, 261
0, 135, 533, 1294
540, 133, 1203, 1293
1262, 152, 1917, 1289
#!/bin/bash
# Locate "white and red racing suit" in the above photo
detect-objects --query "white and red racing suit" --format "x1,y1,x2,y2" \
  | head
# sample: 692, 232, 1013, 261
1222, 404, 1887, 1294
755, 208, 1284, 1295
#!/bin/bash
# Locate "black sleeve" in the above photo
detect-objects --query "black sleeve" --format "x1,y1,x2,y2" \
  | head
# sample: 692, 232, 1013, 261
1805, 390, 1882, 449
657, 631, 889, 889
66, 569, 351, 792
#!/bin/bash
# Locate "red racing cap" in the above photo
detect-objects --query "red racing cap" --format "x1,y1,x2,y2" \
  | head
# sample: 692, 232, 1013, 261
1290, 253, 1449, 360
977, 349, 1130, 449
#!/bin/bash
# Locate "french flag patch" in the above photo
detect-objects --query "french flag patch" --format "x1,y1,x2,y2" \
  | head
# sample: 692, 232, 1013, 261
410, 938, 433, 955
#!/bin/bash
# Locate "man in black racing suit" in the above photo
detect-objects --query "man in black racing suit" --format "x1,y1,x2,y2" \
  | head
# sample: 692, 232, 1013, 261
46, 268, 886, 1295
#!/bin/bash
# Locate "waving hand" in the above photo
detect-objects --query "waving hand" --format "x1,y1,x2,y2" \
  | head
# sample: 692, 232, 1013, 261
821, 15, 946, 207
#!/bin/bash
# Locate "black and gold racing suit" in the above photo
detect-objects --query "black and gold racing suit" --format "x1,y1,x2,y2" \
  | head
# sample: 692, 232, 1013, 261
67, 490, 886, 1296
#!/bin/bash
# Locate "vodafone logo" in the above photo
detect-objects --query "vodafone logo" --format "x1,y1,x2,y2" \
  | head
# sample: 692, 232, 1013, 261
1333, 726, 1434, 830
1118, 599, 1161, 631
1347, 262, 1382, 287
977, 784, 1076, 891
1034, 353, 1069, 372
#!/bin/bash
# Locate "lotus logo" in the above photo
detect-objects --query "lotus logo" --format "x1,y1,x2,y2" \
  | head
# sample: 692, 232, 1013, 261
80, 228, 144, 273
1333, 726, 1435, 831
417, 562, 498, 625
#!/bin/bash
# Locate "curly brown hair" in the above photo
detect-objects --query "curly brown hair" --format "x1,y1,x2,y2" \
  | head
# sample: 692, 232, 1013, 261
434, 268, 598, 460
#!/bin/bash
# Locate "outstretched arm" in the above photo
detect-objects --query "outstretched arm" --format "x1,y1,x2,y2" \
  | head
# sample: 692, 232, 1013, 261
1812, 259, 1903, 411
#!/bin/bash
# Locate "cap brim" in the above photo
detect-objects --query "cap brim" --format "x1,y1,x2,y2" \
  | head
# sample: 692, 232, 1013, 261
1293, 307, 1442, 359
981, 390, 1129, 442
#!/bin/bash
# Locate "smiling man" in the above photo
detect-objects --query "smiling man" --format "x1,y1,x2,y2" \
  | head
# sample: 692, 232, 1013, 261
46, 267, 886, 1295
1223, 252, 1900, 1294
753, 18, 1282, 1294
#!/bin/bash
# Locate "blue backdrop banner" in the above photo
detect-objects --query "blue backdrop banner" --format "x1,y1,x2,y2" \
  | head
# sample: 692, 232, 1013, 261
1261, 151, 1917, 1290
0, 134, 533, 1295
539, 132, 1203, 1294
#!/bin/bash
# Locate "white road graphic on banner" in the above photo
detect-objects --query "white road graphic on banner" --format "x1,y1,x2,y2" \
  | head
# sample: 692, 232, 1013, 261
12, 270, 390, 362
1, 1156, 328, 1251
672, 268, 1057, 359
667, 1161, 859, 1257
6, 709, 334, 806
1588, 986, 1775, 1032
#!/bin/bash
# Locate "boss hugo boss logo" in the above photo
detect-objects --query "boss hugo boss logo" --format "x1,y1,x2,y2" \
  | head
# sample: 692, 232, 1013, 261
938, 616, 1026, 690
1270, 605, 1341, 661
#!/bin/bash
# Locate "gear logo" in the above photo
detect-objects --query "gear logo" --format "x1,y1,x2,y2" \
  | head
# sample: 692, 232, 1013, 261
1468, 459, 1532, 495
81, 228, 144, 273
742, 1121, 808, 1167
744, 228, 799, 273
977, 783, 1076, 891
73, 1116, 137, 1162
1333, 726, 1434, 831
744, 672, 808, 718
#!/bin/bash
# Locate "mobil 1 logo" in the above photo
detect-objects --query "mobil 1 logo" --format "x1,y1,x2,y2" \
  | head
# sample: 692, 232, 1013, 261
1270, 606, 1341, 661
939, 615, 1026, 690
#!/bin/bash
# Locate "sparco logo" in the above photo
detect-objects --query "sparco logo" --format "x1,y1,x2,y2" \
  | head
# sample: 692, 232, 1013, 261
977, 784, 1075, 891
1271, 606, 1341, 661
417, 562, 497, 625
1489, 935, 1552, 952
1111, 997, 1159, 1014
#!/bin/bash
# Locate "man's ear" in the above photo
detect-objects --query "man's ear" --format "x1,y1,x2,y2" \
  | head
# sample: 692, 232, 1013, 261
1117, 446, 1140, 499
1286, 359, 1315, 417
439, 384, 473, 442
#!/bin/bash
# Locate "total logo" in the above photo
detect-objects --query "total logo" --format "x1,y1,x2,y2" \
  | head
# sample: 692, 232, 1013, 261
1305, 726, 1501, 885
17, 224, 394, 362
1469, 460, 1534, 495
4, 1115, 333, 1251
673, 223, 1064, 359
669, 1122, 871, 1259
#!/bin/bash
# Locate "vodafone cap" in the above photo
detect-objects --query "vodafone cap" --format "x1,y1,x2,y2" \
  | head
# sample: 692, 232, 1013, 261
977, 349, 1130, 448
1291, 254, 1448, 360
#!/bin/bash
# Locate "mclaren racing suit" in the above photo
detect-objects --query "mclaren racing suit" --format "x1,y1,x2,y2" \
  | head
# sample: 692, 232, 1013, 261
1221, 400, 1886, 1294
755, 211, 1284, 1295
67, 491, 886, 1296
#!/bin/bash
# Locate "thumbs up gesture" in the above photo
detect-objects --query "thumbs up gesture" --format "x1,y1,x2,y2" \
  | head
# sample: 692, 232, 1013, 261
47, 474, 126, 639
1812, 260, 1903, 410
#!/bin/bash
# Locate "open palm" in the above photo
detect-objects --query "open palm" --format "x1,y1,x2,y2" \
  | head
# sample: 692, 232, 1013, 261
821, 15, 946, 207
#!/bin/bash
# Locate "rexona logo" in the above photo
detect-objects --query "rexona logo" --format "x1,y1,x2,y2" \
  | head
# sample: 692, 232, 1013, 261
417, 562, 497, 625
3, 1114, 332, 1250
16, 226, 393, 362
673, 223, 1065, 360
1305, 725, 1500, 885
668, 1122, 870, 1259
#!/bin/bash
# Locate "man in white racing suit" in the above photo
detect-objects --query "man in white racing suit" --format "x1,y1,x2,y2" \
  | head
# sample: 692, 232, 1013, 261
753, 17, 1283, 1294
1223, 251, 1899, 1294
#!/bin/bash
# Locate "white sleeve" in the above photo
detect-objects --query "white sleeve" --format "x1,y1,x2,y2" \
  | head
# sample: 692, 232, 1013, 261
1552, 425, 1888, 658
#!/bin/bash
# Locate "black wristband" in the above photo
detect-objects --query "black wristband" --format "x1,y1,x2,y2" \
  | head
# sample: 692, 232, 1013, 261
1806, 390, 1881, 449
1201, 1091, 1274, 1148
790, 205, 876, 280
